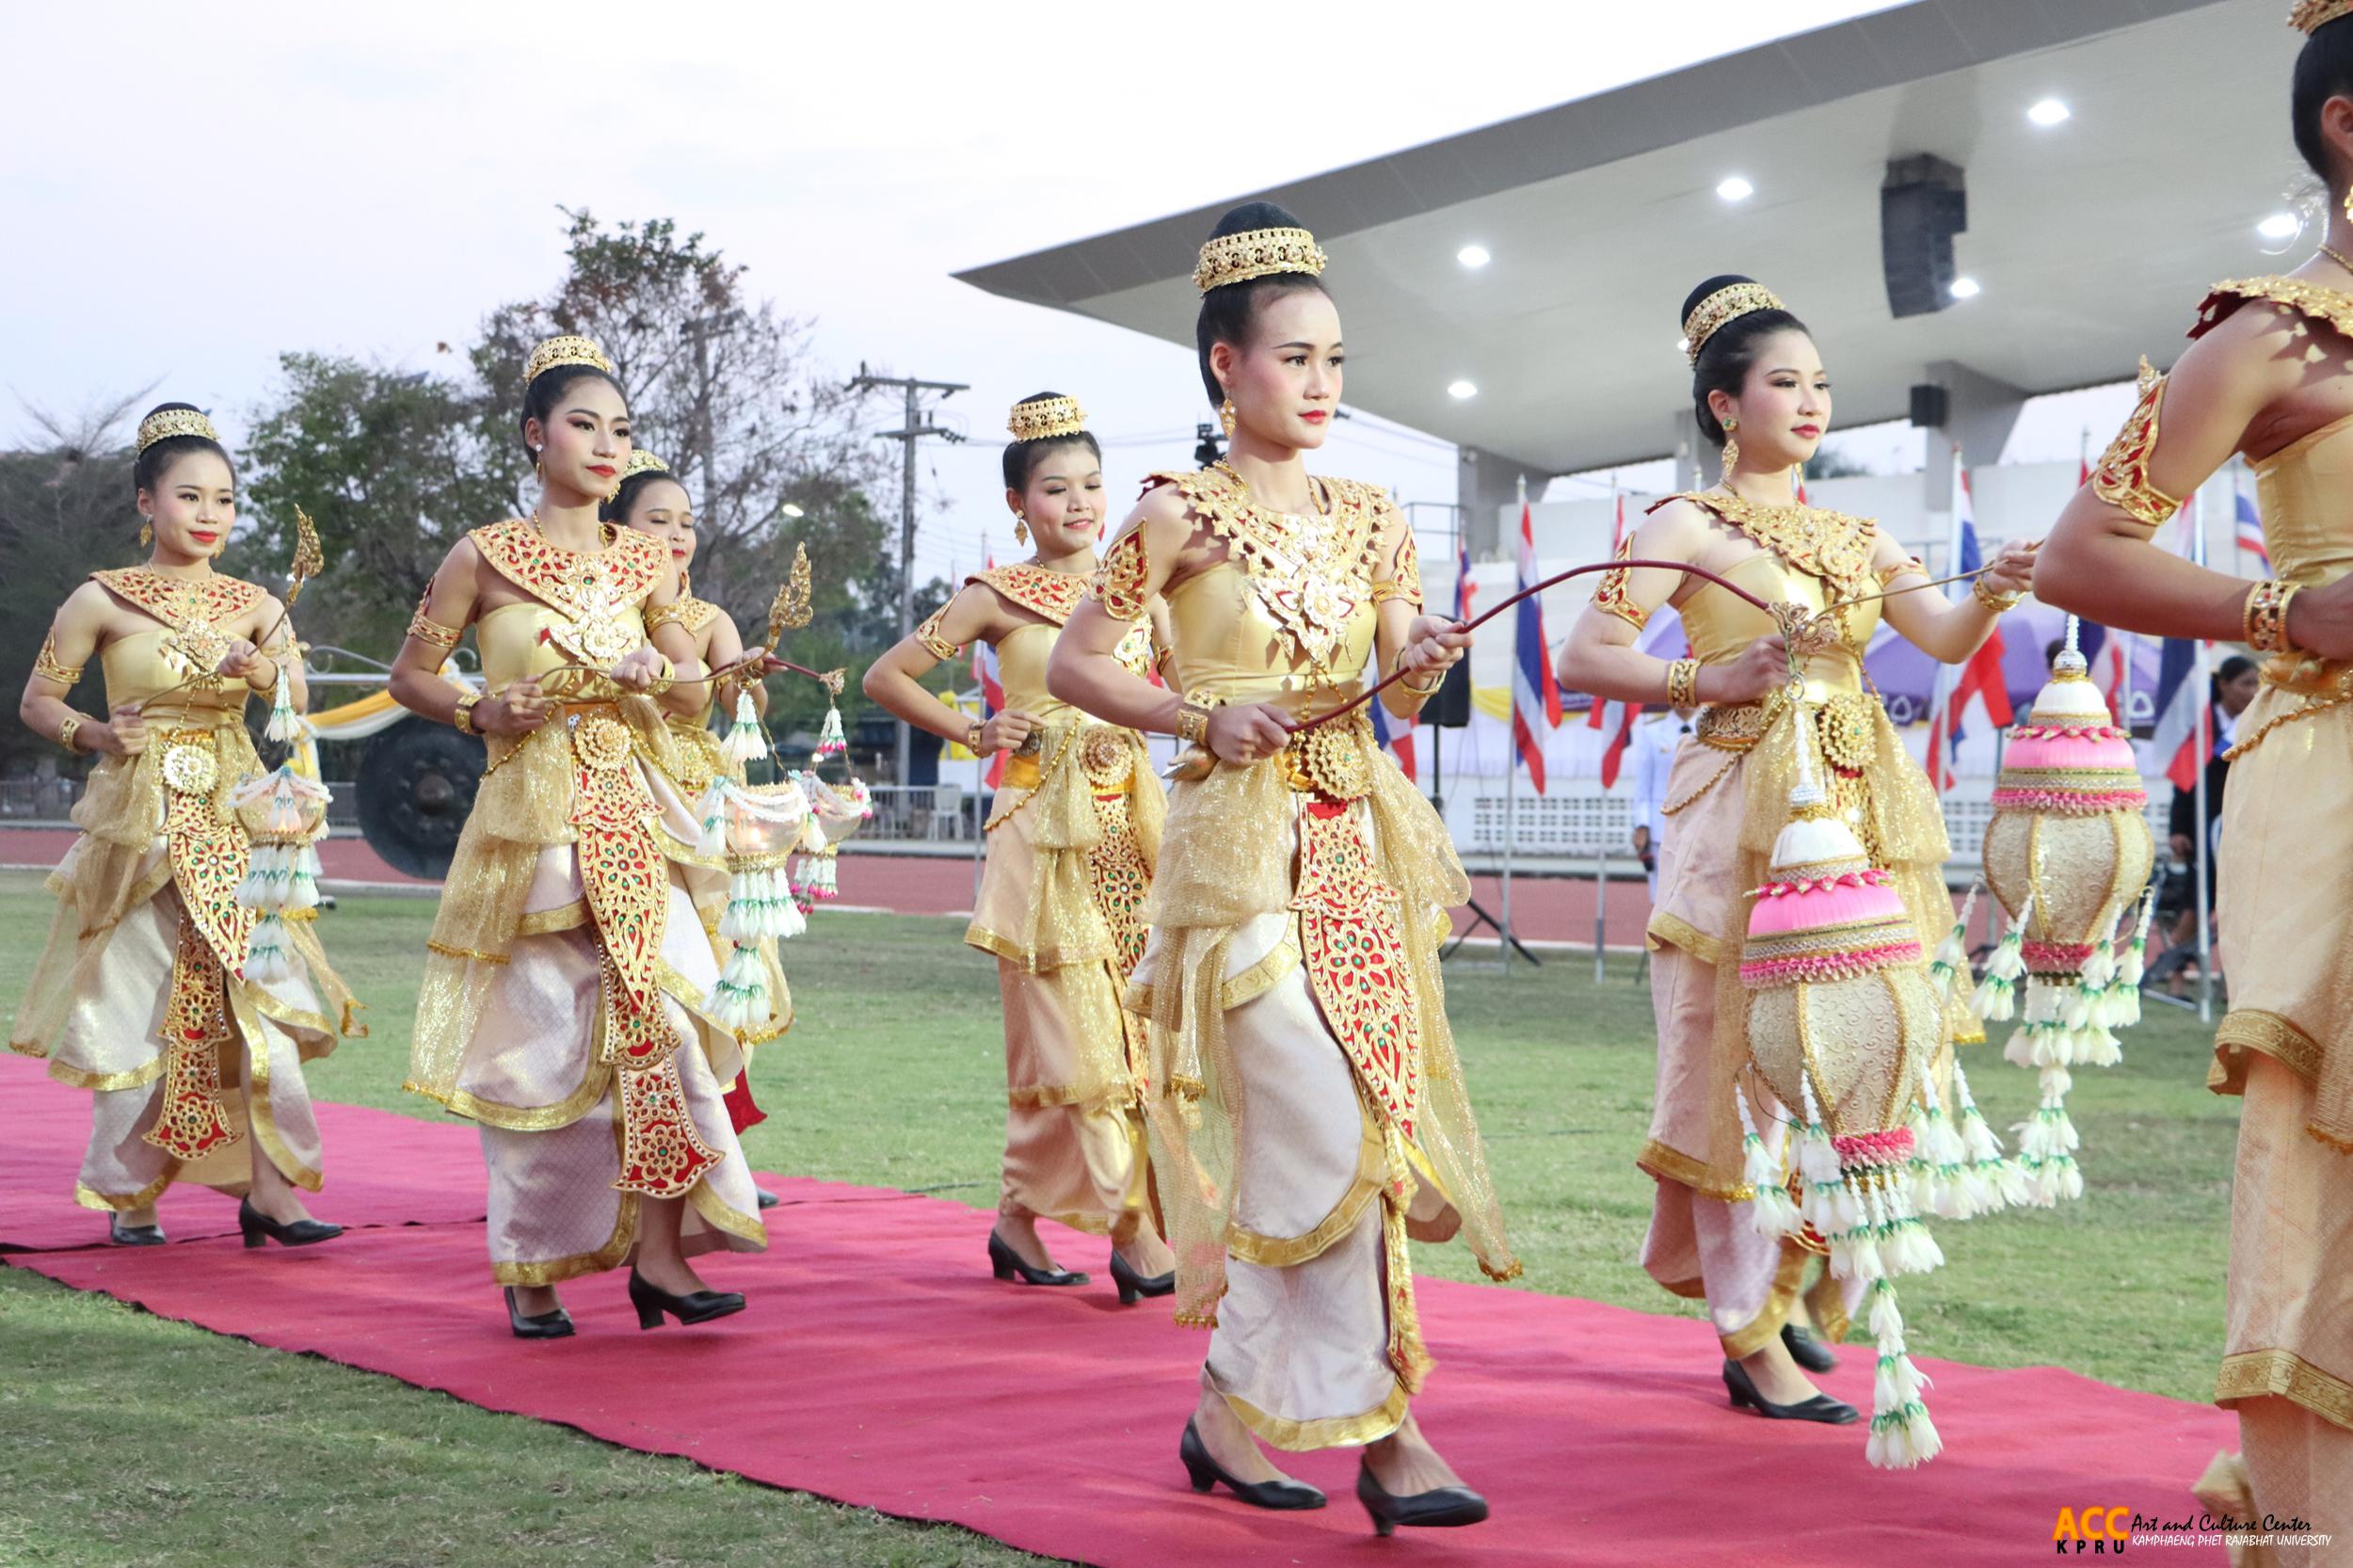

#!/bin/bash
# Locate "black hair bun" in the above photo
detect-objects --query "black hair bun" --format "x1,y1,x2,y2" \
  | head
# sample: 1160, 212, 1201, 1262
1209, 200, 1307, 241
1679, 275, 1757, 327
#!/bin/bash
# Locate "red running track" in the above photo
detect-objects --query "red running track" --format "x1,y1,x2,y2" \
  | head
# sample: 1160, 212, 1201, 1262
0, 1051, 2232, 1565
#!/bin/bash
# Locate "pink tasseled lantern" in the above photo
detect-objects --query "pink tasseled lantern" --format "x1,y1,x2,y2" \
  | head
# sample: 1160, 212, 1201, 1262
1977, 619, 2155, 1204
1732, 744, 2010, 1469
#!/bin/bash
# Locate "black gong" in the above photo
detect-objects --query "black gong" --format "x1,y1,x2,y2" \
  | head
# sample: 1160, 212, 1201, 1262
356, 715, 487, 880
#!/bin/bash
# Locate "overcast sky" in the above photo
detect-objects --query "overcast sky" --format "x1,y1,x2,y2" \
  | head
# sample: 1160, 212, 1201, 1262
2, 0, 2035, 584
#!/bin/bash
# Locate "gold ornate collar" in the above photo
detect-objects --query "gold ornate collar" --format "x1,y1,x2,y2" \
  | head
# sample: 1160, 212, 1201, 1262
2191, 275, 2353, 344
470, 519, 668, 666
1652, 490, 1879, 596
970, 563, 1092, 626
91, 568, 264, 682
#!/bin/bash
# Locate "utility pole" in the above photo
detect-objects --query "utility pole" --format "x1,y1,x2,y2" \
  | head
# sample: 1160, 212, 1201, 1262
680, 310, 745, 499
848, 365, 968, 788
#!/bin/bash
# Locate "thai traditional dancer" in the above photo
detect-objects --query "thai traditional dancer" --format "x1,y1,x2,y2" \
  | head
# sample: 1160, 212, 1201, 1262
1556, 278, 2032, 1426
1048, 204, 1516, 1535
11, 403, 363, 1247
2038, 6, 2353, 1541
390, 336, 764, 1339
605, 449, 791, 1203
861, 393, 1178, 1300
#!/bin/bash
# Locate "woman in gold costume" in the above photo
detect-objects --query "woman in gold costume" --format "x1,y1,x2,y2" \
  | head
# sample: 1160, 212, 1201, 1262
1048, 204, 1516, 1536
390, 336, 765, 1339
1558, 278, 2031, 1426
2038, 8, 2353, 1546
605, 449, 792, 1175
11, 403, 363, 1248
861, 393, 1177, 1301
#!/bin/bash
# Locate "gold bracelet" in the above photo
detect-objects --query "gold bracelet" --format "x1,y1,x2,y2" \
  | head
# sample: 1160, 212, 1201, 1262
1971, 577, 2022, 615
1666, 657, 1701, 711
453, 692, 482, 736
1175, 702, 1212, 746
2245, 578, 2303, 654
56, 713, 83, 754
965, 720, 984, 753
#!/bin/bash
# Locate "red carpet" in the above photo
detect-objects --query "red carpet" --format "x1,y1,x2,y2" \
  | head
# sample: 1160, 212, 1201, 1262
2, 1055, 2233, 1565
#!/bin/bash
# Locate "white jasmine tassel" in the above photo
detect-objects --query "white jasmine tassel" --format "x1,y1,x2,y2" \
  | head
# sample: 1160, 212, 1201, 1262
718, 688, 765, 767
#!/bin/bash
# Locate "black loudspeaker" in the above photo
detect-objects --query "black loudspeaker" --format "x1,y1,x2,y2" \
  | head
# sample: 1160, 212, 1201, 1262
1909, 384, 1950, 429
1425, 660, 1473, 728
1881, 154, 1967, 319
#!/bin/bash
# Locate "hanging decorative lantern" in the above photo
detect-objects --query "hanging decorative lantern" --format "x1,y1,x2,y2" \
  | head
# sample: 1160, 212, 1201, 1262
1977, 619, 2155, 1202
230, 766, 332, 984
1733, 742, 1958, 1469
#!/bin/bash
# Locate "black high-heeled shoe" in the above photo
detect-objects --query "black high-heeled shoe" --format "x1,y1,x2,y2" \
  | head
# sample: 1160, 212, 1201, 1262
1782, 1321, 1838, 1373
1354, 1460, 1489, 1536
1109, 1249, 1175, 1304
1721, 1357, 1859, 1423
504, 1286, 575, 1340
1178, 1418, 1325, 1511
238, 1197, 343, 1249
756, 1188, 781, 1210
108, 1214, 166, 1247
987, 1229, 1087, 1287
627, 1269, 745, 1330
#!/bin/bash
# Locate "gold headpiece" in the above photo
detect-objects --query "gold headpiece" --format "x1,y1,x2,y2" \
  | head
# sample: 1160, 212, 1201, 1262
520, 333, 615, 386
1007, 396, 1087, 442
1682, 282, 1785, 365
136, 407, 220, 453
1193, 226, 1328, 293
618, 450, 670, 482
2292, 0, 2353, 35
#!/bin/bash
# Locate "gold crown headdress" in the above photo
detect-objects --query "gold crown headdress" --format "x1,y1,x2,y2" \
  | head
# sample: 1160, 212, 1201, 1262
1193, 226, 1328, 293
1682, 282, 1786, 365
2293, 0, 2353, 34
136, 407, 220, 453
520, 333, 615, 386
618, 449, 670, 482
1007, 396, 1087, 442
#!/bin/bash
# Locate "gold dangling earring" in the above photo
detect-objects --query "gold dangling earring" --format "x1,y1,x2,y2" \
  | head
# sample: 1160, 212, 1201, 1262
1720, 418, 1740, 485
533, 447, 544, 483
2341, 185, 2352, 224
679, 566, 693, 599
1013, 511, 1030, 547
137, 519, 152, 549
1219, 397, 1237, 439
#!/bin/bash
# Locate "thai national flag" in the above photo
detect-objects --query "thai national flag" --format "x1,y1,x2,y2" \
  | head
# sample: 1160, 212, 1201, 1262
2149, 634, 2210, 792
1925, 468, 2013, 791
1512, 498, 1562, 792
973, 557, 1007, 788
1599, 610, 1689, 788
2234, 488, 2270, 572
2075, 621, 2131, 726
1452, 537, 1478, 624
1371, 699, 1416, 783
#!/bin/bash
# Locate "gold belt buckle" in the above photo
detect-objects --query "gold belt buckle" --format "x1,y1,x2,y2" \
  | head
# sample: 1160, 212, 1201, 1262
570, 710, 632, 772
160, 731, 218, 795
1078, 727, 1131, 791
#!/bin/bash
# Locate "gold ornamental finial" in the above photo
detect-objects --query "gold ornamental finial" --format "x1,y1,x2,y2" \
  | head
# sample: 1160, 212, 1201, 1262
2292, 0, 2353, 35
618, 449, 669, 482
1194, 226, 1328, 293
768, 543, 814, 648
286, 506, 325, 607
1682, 282, 1786, 365
520, 333, 615, 386
1007, 396, 1087, 442
136, 407, 220, 453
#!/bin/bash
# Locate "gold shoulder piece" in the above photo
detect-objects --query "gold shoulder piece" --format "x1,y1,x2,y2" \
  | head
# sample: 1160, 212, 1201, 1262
1370, 529, 1422, 608
2089, 358, 2184, 530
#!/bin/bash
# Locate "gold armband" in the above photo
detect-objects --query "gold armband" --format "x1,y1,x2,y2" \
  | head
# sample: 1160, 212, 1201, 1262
642, 600, 687, 634
56, 713, 85, 754
33, 632, 83, 687
1370, 533, 1423, 608
1666, 657, 1701, 711
2244, 578, 2304, 655
1093, 527, 1150, 621
453, 692, 482, 736
1971, 577, 2023, 615
407, 593, 463, 651
913, 603, 961, 663
1878, 554, 1928, 590
2089, 358, 2185, 530
1592, 536, 1647, 632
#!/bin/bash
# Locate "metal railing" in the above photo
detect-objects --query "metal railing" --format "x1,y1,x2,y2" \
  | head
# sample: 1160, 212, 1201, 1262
0, 776, 361, 828
856, 784, 987, 842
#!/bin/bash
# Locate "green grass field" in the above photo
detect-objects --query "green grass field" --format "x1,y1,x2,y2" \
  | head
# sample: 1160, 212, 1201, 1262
0, 871, 2238, 1567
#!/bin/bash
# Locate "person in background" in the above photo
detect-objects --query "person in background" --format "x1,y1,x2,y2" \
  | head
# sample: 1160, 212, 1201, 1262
1628, 705, 1695, 902
2162, 654, 2260, 991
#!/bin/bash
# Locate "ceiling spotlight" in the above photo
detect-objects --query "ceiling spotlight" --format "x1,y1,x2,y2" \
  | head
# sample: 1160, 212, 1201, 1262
1716, 176, 1754, 202
2026, 98, 2071, 127
1456, 244, 1491, 269
1447, 380, 1478, 400
2258, 212, 2301, 241
1949, 277, 1982, 300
